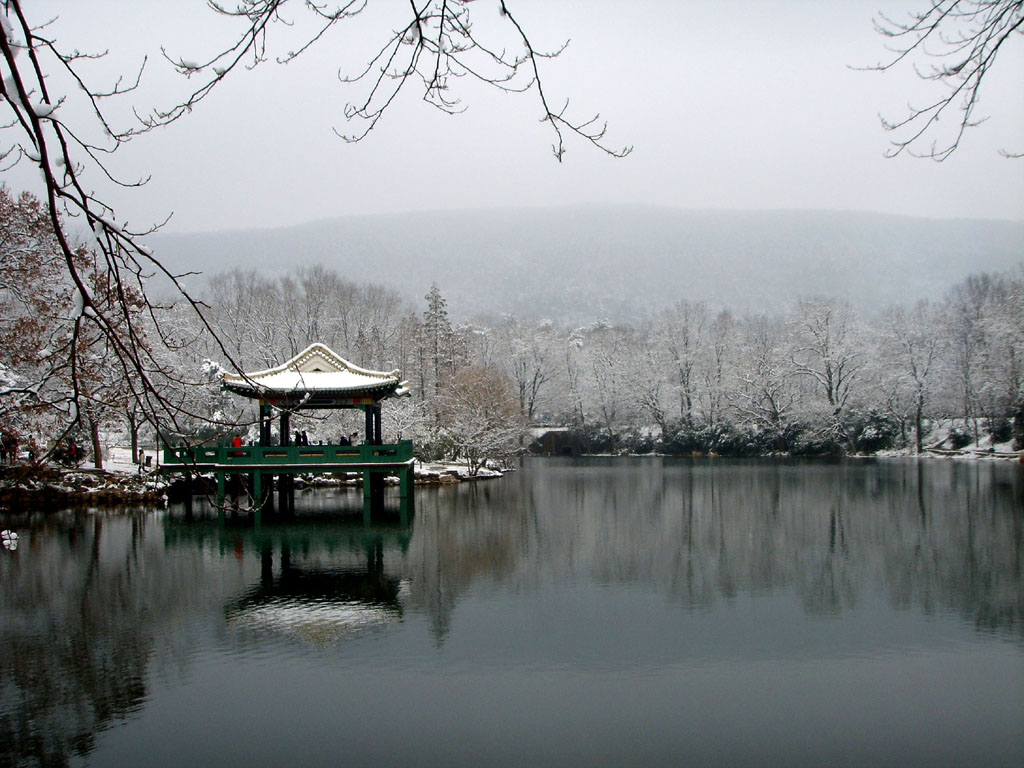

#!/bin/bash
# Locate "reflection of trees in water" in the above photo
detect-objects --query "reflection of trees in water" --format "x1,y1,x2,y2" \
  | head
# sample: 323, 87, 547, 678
881, 461, 1024, 636
0, 512, 224, 767
400, 459, 1022, 641
454, 458, 1022, 638
403, 480, 532, 644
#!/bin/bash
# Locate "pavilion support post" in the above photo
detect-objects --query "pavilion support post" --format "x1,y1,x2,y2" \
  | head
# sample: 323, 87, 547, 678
373, 404, 382, 445
252, 470, 262, 508
399, 463, 414, 525
259, 401, 271, 446
364, 406, 373, 446
399, 464, 413, 499
370, 471, 385, 512
253, 473, 262, 527
278, 411, 293, 515
215, 471, 226, 525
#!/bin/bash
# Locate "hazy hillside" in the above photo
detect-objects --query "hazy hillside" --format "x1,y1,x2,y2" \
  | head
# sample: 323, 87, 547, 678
149, 205, 1024, 323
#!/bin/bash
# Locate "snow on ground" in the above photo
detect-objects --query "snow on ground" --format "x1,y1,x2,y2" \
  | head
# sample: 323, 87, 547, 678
104, 445, 144, 474
415, 460, 504, 481
918, 419, 1019, 458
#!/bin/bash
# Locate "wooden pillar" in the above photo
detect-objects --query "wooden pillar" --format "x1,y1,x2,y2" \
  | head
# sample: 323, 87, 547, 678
364, 406, 373, 445
399, 463, 413, 499
279, 411, 292, 514
370, 472, 384, 511
258, 401, 274, 508
252, 470, 262, 527
216, 471, 225, 524
373, 404, 382, 445
259, 401, 271, 446
399, 463, 414, 525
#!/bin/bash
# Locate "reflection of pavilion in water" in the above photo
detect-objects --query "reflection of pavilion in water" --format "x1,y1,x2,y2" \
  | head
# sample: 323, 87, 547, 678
166, 515, 414, 644
228, 548, 409, 644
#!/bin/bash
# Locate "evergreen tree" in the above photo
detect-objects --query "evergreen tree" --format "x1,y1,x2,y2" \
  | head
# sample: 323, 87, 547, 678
423, 283, 454, 404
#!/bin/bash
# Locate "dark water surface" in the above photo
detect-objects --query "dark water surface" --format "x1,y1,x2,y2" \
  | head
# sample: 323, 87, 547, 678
2, 457, 1022, 767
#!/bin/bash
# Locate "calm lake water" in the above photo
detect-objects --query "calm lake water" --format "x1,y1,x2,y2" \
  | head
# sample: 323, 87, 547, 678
1, 457, 1022, 768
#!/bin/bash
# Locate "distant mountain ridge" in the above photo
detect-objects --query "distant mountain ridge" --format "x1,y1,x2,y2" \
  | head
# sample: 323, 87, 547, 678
150, 205, 1024, 323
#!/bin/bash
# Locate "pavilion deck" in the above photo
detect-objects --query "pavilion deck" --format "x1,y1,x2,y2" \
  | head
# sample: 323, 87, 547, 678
162, 440, 414, 472
161, 440, 415, 522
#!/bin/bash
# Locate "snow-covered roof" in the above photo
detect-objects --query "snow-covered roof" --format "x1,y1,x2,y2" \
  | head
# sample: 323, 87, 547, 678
222, 343, 409, 403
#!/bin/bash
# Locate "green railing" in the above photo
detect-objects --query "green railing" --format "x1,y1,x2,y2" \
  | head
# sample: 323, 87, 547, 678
163, 440, 414, 468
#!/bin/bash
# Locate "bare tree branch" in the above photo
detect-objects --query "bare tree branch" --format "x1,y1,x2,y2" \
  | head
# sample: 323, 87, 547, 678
863, 0, 1024, 160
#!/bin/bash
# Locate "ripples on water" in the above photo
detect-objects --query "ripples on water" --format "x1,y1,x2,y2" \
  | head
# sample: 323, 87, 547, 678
0, 457, 1021, 767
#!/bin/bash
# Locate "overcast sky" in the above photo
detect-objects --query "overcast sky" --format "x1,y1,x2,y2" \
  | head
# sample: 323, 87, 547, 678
6, 0, 1023, 233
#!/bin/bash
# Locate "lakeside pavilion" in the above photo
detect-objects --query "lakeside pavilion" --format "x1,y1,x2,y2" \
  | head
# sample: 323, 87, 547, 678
163, 343, 414, 522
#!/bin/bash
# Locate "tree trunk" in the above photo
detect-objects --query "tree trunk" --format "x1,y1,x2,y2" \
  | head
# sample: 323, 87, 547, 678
914, 398, 924, 454
90, 418, 103, 470
128, 412, 139, 464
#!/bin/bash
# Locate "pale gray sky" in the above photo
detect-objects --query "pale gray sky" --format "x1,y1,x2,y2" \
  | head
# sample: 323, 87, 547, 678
6, 1, 1023, 232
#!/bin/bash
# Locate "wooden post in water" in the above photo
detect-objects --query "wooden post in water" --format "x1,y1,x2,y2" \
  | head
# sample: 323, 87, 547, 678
259, 400, 274, 512
252, 470, 263, 527
278, 411, 292, 515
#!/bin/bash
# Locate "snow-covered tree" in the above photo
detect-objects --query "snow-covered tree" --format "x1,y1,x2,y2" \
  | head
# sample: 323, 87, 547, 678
422, 284, 457, 408
438, 366, 525, 475
877, 300, 946, 453
698, 309, 736, 430
0, 187, 71, 449
0, 188, 155, 466
492, 316, 559, 423
945, 274, 991, 442
574, 322, 645, 451
732, 314, 797, 449
790, 298, 864, 443
657, 300, 710, 427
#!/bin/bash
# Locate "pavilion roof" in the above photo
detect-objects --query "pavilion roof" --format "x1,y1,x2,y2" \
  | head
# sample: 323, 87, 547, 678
221, 343, 409, 403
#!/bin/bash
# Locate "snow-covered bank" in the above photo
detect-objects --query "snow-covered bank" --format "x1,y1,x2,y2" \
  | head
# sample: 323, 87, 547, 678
0, 465, 168, 509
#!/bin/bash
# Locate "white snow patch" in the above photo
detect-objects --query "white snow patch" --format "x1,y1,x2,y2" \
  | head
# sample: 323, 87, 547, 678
32, 100, 58, 118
